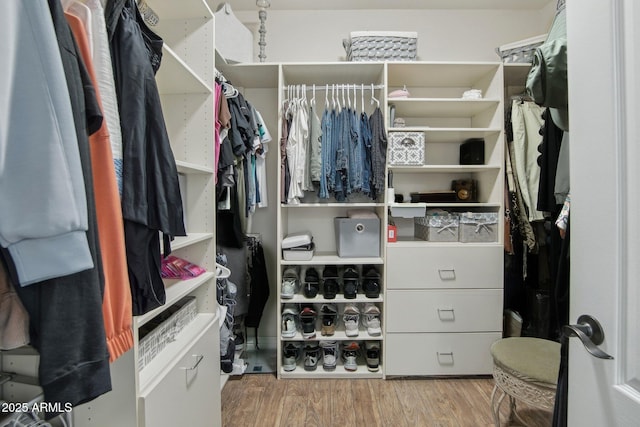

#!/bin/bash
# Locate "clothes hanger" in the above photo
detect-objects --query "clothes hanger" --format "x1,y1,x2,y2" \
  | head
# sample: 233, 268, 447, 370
311, 84, 316, 107
325, 84, 329, 108
353, 85, 358, 113
371, 83, 380, 108
216, 263, 231, 280
361, 84, 365, 112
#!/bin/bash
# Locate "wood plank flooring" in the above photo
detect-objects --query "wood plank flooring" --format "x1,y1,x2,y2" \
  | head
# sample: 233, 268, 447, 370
221, 374, 553, 427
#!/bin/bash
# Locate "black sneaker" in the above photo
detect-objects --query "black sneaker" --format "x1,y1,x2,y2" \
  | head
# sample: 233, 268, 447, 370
303, 267, 320, 298
365, 341, 380, 372
320, 303, 338, 336
304, 343, 320, 371
322, 265, 339, 299
362, 265, 381, 298
342, 266, 359, 299
300, 304, 317, 339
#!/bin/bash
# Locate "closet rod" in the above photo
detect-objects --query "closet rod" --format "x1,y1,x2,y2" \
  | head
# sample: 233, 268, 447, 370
285, 84, 385, 91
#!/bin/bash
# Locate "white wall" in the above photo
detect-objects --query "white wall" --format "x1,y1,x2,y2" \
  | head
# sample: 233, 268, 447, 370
228, 6, 557, 345
233, 8, 555, 63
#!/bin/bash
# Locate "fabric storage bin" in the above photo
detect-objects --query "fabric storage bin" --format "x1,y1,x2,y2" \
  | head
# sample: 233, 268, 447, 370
389, 131, 425, 165
415, 214, 460, 242
496, 34, 547, 64
334, 217, 381, 257
459, 212, 499, 243
343, 31, 417, 62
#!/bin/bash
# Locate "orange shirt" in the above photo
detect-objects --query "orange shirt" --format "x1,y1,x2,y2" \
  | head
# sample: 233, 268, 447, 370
65, 11, 133, 362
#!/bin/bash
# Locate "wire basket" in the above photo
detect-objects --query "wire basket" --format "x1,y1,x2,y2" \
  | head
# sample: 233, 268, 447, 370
138, 296, 197, 370
344, 31, 417, 62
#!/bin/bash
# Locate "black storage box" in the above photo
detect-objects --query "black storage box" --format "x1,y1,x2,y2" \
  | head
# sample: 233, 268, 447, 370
459, 138, 485, 165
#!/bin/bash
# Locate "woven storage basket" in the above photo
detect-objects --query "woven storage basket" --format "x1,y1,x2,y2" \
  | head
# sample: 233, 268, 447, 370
344, 31, 417, 62
496, 34, 547, 64
389, 131, 425, 165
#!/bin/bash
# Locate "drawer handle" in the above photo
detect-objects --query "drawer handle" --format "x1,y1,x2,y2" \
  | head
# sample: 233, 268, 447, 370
437, 308, 455, 321
436, 352, 455, 365
438, 268, 456, 280
181, 354, 204, 371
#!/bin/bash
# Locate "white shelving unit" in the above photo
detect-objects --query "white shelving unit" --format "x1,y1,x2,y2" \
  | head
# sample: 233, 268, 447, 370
274, 62, 387, 379
71, 1, 222, 425
384, 62, 505, 376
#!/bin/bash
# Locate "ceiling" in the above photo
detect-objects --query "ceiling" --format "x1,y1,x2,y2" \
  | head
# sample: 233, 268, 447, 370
214, 0, 554, 12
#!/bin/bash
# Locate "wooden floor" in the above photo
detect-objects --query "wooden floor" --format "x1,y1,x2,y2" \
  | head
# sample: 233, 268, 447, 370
221, 374, 553, 427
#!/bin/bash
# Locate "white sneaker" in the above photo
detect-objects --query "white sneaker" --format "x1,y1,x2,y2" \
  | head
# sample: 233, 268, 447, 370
363, 304, 382, 336
281, 268, 299, 299
282, 342, 301, 372
281, 305, 299, 338
342, 341, 360, 372
320, 340, 338, 371
343, 304, 360, 337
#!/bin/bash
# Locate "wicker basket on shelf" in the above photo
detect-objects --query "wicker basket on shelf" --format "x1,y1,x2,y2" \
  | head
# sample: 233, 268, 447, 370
343, 31, 417, 62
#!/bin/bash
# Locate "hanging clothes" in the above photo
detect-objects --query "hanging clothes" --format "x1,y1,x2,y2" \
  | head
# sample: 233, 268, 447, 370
369, 106, 387, 199
511, 100, 546, 222
0, 0, 95, 288
3, 0, 112, 410
65, 7, 133, 362
244, 239, 270, 330
106, 0, 186, 315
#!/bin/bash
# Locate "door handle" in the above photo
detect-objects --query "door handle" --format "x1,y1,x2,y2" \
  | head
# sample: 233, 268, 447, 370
563, 315, 614, 360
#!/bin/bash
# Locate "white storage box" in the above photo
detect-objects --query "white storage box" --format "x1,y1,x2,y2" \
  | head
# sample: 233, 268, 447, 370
343, 31, 417, 62
389, 132, 425, 166
282, 242, 315, 261
334, 217, 381, 258
459, 212, 499, 243
496, 34, 547, 64
282, 232, 313, 249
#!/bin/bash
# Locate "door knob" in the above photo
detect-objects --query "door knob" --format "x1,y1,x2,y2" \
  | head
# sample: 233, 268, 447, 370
563, 314, 614, 360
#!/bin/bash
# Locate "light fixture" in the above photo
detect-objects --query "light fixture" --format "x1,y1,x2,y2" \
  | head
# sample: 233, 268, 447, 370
256, 0, 270, 62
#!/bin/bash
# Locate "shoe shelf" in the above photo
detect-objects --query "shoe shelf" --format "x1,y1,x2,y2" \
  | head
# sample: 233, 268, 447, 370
280, 363, 383, 379
281, 330, 383, 342
281, 294, 384, 304
281, 253, 384, 266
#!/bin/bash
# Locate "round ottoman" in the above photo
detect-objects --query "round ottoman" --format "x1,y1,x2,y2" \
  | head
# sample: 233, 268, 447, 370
490, 337, 561, 426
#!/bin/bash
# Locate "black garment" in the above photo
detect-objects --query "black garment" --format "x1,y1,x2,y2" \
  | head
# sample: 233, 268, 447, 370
107, 0, 186, 314
5, 0, 111, 412
125, 221, 164, 314
245, 243, 270, 329
537, 108, 565, 212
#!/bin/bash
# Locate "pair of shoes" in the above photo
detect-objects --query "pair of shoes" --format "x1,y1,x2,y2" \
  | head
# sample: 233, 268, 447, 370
282, 304, 299, 338
365, 341, 380, 372
320, 304, 338, 336
281, 268, 300, 299
300, 304, 317, 339
343, 265, 359, 299
322, 266, 339, 299
343, 304, 360, 337
342, 341, 360, 371
320, 340, 338, 371
303, 267, 320, 298
283, 342, 301, 371
363, 303, 382, 336
362, 265, 381, 298
304, 343, 321, 371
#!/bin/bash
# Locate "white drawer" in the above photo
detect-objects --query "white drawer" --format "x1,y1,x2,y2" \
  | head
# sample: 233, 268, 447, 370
386, 245, 503, 289
139, 320, 221, 427
385, 332, 502, 376
386, 289, 503, 332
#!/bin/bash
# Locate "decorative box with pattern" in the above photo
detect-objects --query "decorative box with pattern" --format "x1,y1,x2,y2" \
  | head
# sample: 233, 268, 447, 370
388, 131, 425, 166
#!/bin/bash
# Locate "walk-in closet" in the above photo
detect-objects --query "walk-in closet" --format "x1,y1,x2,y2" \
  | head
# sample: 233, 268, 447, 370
2, 0, 636, 426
